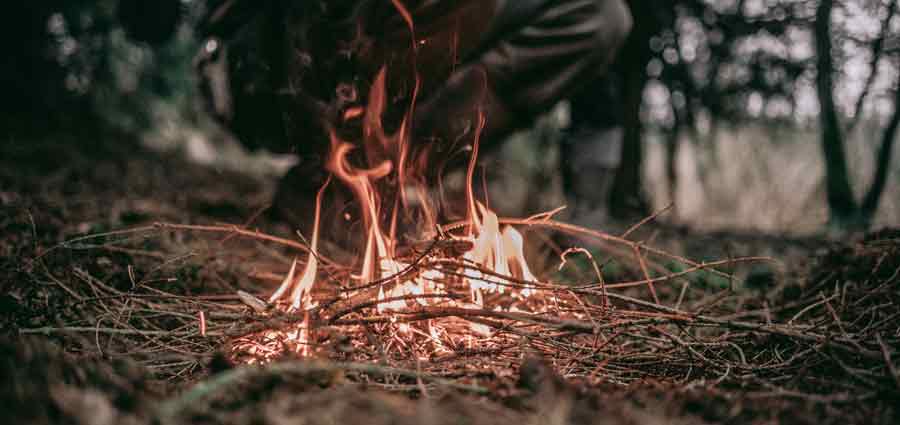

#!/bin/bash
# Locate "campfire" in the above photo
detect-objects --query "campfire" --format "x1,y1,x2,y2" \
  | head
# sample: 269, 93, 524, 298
19, 64, 793, 392
219, 67, 764, 371
249, 67, 555, 359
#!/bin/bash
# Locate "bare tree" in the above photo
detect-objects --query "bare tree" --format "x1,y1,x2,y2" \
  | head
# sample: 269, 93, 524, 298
606, 0, 810, 219
815, 0, 900, 230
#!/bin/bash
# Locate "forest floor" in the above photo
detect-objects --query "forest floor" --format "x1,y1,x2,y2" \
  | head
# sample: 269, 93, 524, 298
2, 138, 899, 425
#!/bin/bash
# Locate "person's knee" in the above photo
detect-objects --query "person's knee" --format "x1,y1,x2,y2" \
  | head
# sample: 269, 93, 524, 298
587, 0, 633, 65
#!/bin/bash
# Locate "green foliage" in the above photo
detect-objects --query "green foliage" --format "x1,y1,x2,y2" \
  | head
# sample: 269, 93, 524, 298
5, 1, 200, 137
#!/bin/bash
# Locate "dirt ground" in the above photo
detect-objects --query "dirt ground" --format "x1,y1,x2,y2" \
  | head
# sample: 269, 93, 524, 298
2, 138, 898, 425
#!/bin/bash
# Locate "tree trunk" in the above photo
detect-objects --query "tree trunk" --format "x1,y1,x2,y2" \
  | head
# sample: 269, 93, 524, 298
608, 63, 649, 218
665, 97, 683, 217
815, 0, 859, 228
860, 72, 900, 227
665, 127, 680, 217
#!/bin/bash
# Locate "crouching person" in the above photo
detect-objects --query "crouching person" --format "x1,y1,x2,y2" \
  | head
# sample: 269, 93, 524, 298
120, 0, 632, 229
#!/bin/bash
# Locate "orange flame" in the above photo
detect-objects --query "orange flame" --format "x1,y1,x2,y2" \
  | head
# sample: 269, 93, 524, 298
268, 177, 329, 310
265, 177, 329, 356
268, 55, 544, 349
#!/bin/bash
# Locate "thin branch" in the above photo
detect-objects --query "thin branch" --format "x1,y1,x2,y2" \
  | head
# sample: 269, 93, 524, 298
847, 0, 897, 133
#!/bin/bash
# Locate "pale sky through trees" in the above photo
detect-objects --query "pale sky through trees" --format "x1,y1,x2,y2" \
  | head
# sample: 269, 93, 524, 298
641, 0, 898, 129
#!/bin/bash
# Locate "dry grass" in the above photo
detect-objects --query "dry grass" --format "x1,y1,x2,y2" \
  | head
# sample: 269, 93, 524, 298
646, 123, 900, 234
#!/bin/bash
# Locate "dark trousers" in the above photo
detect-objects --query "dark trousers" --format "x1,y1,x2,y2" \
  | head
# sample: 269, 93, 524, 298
375, 0, 633, 149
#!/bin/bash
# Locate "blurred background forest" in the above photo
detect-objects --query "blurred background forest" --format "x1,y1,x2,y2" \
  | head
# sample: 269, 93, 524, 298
3, 0, 900, 237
